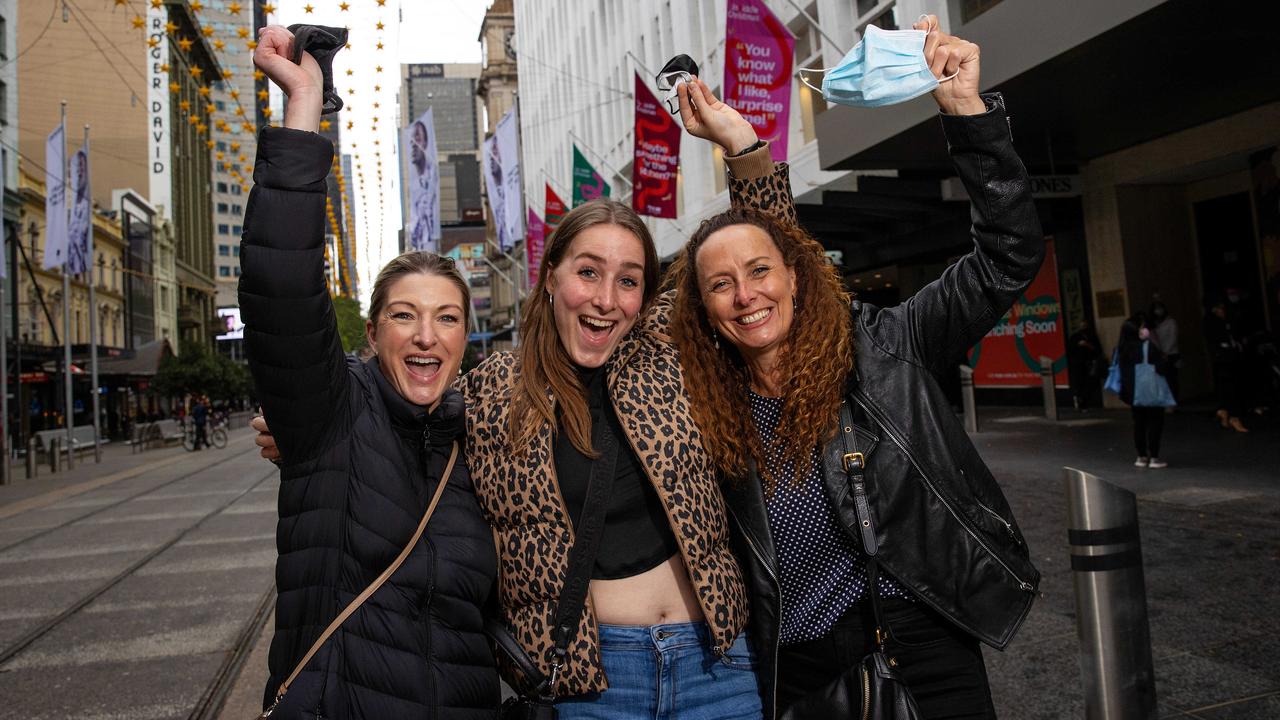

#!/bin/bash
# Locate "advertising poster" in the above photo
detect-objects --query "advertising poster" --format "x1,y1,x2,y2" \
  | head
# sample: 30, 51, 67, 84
632, 72, 681, 219
724, 0, 795, 162
966, 239, 1068, 387
526, 208, 545, 286
404, 107, 441, 251
571, 145, 610, 207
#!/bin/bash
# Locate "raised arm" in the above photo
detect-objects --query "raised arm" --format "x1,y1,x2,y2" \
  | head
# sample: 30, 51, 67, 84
871, 19, 1043, 375
239, 26, 349, 465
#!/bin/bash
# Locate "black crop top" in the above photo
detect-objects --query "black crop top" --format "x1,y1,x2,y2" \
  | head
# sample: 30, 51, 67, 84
553, 365, 681, 580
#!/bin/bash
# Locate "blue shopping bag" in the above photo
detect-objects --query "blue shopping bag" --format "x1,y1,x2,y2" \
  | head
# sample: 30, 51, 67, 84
1133, 341, 1176, 407
1104, 350, 1122, 395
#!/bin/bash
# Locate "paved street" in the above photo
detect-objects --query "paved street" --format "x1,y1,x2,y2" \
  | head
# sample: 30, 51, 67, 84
0, 409, 1276, 719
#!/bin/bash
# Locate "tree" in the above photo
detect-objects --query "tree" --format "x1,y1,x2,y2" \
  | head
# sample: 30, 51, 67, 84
333, 295, 368, 355
153, 344, 251, 403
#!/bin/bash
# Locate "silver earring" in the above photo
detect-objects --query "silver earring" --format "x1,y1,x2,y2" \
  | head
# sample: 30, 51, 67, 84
712, 329, 720, 351
548, 293, 554, 307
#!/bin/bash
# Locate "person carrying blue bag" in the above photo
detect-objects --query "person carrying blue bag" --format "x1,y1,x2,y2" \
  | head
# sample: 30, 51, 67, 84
1116, 314, 1176, 468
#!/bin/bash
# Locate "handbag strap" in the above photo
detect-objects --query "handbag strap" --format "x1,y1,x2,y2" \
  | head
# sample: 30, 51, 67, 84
544, 410, 620, 697
271, 441, 460, 705
837, 399, 890, 650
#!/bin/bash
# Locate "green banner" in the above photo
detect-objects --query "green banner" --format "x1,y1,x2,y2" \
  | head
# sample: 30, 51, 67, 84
572, 145, 611, 207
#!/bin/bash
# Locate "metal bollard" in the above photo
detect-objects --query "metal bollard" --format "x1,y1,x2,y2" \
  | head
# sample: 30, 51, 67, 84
1040, 356, 1058, 421
1064, 467, 1157, 719
26, 437, 38, 479
49, 437, 60, 473
65, 433, 75, 471
959, 365, 978, 434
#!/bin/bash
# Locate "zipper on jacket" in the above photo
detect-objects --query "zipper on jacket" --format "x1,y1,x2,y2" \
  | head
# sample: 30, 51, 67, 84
861, 663, 871, 720
973, 494, 1021, 545
852, 392, 1034, 592
726, 504, 781, 720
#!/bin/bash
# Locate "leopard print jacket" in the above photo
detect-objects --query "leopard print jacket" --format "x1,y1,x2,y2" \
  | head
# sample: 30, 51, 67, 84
460, 146, 795, 698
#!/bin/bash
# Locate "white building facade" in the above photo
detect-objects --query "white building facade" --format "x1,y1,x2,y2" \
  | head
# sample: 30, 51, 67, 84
514, 0, 945, 257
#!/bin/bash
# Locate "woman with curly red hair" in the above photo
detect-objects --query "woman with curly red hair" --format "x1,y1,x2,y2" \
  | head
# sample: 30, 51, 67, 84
671, 18, 1042, 720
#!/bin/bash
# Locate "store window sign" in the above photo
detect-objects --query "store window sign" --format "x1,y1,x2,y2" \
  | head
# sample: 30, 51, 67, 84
1028, 175, 1079, 198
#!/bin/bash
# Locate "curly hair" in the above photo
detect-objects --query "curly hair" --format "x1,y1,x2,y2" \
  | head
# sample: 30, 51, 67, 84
671, 208, 854, 493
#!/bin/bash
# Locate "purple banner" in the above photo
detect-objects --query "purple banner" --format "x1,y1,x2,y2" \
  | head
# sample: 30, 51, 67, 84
724, 0, 795, 162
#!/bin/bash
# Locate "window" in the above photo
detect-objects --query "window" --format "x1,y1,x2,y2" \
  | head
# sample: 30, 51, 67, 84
219, 266, 231, 277
791, 4, 827, 144
231, 185, 242, 196
216, 101, 226, 112
216, 141, 227, 152
0, 80, 7, 126
219, 245, 230, 256
234, 266, 242, 276
232, 203, 243, 215
217, 202, 228, 213
0, 16, 7, 60
217, 182, 228, 192
232, 225, 242, 235
218, 223, 230, 234
233, 246, 240, 257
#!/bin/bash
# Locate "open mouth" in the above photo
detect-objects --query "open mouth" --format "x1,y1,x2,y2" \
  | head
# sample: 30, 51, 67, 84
735, 308, 772, 326
404, 355, 442, 381
579, 315, 617, 344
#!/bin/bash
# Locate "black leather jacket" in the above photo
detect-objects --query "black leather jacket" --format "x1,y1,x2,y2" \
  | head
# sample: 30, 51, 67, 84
725, 95, 1043, 719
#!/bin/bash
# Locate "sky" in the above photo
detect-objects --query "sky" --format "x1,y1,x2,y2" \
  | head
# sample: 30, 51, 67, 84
273, 0, 489, 309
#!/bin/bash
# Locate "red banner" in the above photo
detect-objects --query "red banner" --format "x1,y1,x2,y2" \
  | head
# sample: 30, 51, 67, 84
632, 72, 681, 218
545, 183, 566, 233
526, 208, 545, 286
966, 239, 1068, 387
724, 0, 794, 162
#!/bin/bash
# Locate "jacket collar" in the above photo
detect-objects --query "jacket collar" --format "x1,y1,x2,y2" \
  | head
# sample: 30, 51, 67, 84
368, 355, 465, 447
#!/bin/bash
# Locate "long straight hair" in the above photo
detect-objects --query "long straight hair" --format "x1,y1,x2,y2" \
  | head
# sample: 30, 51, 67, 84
509, 199, 659, 457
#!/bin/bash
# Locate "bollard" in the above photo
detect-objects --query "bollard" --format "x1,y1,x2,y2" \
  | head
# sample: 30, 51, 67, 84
1040, 356, 1058, 421
26, 437, 38, 479
959, 365, 978, 434
65, 433, 74, 471
1064, 467, 1157, 719
49, 437, 60, 473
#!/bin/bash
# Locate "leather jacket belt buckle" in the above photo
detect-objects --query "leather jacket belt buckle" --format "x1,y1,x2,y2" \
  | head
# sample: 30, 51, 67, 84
842, 452, 865, 473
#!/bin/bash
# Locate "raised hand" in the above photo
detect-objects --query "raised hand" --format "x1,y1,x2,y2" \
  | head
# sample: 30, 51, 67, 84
677, 78, 759, 155
250, 413, 282, 463
254, 25, 323, 131
914, 15, 985, 116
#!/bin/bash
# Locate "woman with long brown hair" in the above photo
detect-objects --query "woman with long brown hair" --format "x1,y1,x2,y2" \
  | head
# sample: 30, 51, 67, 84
670, 19, 1042, 720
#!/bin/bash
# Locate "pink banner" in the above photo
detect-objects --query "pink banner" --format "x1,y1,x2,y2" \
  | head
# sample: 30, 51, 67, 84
724, 0, 795, 162
632, 73, 681, 219
526, 208, 545, 286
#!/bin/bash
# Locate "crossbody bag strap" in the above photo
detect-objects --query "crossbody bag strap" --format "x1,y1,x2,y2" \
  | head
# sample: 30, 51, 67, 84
542, 413, 620, 698
837, 399, 890, 649
267, 441, 460, 710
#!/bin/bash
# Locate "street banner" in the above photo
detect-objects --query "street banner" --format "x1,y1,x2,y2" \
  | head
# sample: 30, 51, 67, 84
526, 208, 545, 286
571, 145, 610, 207
545, 183, 566, 234
632, 72, 681, 219
724, 0, 795, 163
496, 107, 524, 243
404, 107, 441, 251
42, 122, 68, 270
67, 147, 91, 275
483, 134, 512, 251
147, 5, 172, 219
966, 238, 1068, 387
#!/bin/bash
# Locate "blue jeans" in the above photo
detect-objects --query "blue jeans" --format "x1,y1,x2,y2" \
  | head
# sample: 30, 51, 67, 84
556, 622, 763, 720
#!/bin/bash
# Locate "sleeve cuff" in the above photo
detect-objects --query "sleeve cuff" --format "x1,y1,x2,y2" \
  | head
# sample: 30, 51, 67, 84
939, 92, 1012, 151
724, 142, 775, 181
253, 126, 335, 191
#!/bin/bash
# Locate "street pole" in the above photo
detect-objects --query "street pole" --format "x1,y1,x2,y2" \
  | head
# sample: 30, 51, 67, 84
84, 125, 100, 462
60, 101, 74, 470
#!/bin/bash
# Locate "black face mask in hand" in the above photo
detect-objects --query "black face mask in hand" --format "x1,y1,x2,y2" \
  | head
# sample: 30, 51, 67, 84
656, 54, 699, 114
287, 24, 349, 114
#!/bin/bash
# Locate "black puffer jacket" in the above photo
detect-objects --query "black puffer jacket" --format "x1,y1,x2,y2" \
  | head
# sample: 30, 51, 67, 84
240, 127, 498, 719
725, 95, 1043, 719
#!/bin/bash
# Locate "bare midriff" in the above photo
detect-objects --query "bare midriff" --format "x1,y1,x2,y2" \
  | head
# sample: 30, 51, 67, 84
588, 553, 705, 625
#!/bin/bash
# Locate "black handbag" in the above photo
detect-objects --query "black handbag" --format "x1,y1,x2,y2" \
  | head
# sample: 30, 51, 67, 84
487, 416, 620, 720
780, 400, 921, 720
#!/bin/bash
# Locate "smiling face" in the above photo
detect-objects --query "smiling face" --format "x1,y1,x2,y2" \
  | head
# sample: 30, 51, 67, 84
546, 224, 647, 368
695, 223, 797, 380
365, 272, 468, 409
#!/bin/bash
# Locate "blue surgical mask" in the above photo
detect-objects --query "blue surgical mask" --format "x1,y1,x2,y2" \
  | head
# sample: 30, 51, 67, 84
798, 24, 954, 108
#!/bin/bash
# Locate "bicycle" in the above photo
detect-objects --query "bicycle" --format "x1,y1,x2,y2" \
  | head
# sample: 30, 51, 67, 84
182, 419, 228, 451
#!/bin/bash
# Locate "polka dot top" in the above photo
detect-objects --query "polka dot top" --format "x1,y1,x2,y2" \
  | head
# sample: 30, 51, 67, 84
749, 390, 911, 645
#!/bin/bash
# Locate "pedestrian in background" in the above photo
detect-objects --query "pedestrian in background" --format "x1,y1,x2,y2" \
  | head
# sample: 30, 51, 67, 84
1118, 314, 1171, 467
1205, 296, 1249, 433
1067, 319, 1105, 411
1148, 299, 1180, 405
191, 396, 209, 450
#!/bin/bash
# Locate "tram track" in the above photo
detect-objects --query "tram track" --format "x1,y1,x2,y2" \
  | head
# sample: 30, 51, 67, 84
0, 466, 277, 669
0, 442, 262, 556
